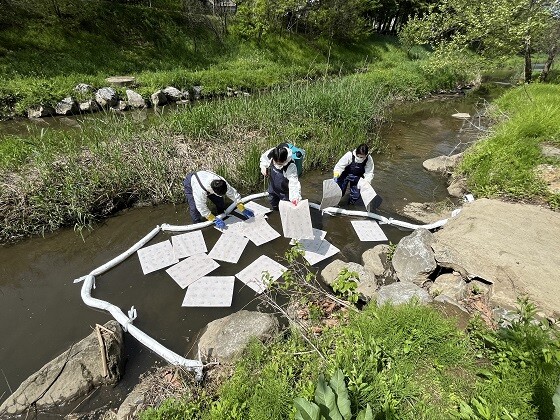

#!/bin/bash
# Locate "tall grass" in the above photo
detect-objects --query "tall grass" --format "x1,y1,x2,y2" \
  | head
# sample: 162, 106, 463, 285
0, 40, 475, 242
459, 84, 560, 208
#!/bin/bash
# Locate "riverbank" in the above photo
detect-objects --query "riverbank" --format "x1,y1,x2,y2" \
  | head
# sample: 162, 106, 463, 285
458, 83, 560, 210
0, 47, 477, 243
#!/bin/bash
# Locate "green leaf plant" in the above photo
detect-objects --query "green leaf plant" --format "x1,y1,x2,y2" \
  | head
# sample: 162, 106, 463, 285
294, 369, 373, 420
332, 268, 360, 304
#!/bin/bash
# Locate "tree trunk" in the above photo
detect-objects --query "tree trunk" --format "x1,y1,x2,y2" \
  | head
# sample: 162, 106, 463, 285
539, 46, 557, 82
524, 36, 532, 83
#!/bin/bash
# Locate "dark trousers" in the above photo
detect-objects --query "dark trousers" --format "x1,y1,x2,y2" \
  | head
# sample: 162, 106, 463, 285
268, 168, 289, 210
336, 174, 362, 205
183, 174, 226, 223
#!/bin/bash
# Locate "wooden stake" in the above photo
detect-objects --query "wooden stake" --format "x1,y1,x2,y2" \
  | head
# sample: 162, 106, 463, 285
95, 324, 109, 378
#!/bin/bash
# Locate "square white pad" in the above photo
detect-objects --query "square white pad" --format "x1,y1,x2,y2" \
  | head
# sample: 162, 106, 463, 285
137, 240, 179, 275
166, 254, 220, 289
181, 276, 235, 307
235, 255, 286, 294
171, 230, 207, 259
351, 220, 388, 242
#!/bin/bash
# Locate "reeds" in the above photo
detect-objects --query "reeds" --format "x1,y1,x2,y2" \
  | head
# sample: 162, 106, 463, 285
0, 56, 471, 242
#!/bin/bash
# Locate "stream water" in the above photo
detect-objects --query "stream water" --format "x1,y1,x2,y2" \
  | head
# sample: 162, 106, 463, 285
0, 90, 490, 415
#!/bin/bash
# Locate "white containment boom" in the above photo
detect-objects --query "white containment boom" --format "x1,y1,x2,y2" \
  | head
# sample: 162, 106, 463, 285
76, 192, 451, 382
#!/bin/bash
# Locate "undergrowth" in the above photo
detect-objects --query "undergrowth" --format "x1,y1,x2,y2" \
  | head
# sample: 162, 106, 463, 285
139, 249, 560, 419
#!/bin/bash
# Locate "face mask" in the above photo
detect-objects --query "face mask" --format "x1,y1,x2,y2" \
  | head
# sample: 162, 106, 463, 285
355, 155, 366, 164
273, 162, 285, 170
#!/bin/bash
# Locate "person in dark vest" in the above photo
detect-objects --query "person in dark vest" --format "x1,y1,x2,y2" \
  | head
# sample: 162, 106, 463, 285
259, 143, 302, 210
183, 170, 254, 229
333, 143, 374, 205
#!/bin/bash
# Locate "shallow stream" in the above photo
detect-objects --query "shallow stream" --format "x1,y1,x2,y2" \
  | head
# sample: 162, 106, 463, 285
0, 91, 489, 415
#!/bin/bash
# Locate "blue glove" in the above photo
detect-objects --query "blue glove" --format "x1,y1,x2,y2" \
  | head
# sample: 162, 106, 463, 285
214, 218, 226, 229
242, 208, 255, 218
333, 177, 338, 183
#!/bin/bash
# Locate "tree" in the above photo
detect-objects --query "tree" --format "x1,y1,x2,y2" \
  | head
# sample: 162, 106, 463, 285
536, 7, 560, 81
399, 0, 557, 83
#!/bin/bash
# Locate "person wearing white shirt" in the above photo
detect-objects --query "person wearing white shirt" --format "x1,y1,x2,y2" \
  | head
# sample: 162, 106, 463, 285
183, 170, 254, 228
259, 143, 302, 210
333, 143, 374, 205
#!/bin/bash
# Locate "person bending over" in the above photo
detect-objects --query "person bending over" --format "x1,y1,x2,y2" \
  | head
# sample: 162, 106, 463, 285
183, 170, 254, 229
259, 144, 302, 210
333, 143, 374, 205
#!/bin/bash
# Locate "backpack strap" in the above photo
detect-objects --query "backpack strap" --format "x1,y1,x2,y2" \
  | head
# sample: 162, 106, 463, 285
193, 172, 210, 195
282, 160, 296, 172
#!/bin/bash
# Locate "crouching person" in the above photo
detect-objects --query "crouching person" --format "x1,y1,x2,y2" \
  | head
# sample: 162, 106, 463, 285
333, 143, 374, 205
259, 144, 302, 210
183, 170, 254, 229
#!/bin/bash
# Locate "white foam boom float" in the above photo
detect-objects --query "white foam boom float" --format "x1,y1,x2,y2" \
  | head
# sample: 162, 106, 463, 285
76, 191, 451, 380
307, 203, 451, 230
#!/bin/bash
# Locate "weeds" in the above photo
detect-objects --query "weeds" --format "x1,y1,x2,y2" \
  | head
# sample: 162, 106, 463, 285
141, 283, 560, 420
331, 268, 360, 304
459, 84, 560, 207
0, 47, 467, 242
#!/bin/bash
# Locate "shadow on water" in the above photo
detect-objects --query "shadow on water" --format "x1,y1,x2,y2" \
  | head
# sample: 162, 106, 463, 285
0, 90, 491, 414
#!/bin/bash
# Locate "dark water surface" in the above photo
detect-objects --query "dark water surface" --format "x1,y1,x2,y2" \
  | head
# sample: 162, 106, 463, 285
0, 92, 487, 414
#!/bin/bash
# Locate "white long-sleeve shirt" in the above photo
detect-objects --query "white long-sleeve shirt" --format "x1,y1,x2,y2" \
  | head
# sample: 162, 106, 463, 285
259, 146, 302, 201
333, 150, 374, 184
190, 171, 241, 219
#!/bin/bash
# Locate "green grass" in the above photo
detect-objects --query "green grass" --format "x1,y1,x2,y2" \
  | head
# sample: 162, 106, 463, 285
0, 3, 419, 118
459, 83, 560, 208
139, 298, 560, 419
0, 42, 476, 242
0, 0, 472, 118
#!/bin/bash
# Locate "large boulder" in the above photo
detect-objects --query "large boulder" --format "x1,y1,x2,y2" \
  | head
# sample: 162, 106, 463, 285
150, 90, 168, 107
95, 87, 118, 108
422, 153, 463, 174
0, 321, 124, 417
27, 105, 55, 118
126, 89, 146, 109
392, 228, 437, 285
376, 282, 432, 306
447, 176, 468, 197
428, 272, 467, 301
55, 97, 78, 115
433, 199, 560, 315
197, 310, 278, 364
79, 99, 100, 113
362, 244, 392, 278
162, 86, 183, 102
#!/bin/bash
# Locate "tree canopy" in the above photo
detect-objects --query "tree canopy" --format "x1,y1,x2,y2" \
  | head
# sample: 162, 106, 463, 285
399, 0, 559, 82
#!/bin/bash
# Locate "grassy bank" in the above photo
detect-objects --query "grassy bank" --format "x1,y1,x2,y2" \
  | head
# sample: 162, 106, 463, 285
459, 84, 560, 209
0, 40, 474, 243
138, 274, 560, 419
0, 34, 380, 116
0, 0, 420, 119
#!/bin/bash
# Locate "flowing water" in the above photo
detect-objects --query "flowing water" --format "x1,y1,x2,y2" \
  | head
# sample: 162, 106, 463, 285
0, 91, 489, 415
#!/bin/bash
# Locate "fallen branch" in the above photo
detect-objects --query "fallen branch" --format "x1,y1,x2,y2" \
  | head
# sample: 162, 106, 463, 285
95, 324, 109, 378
